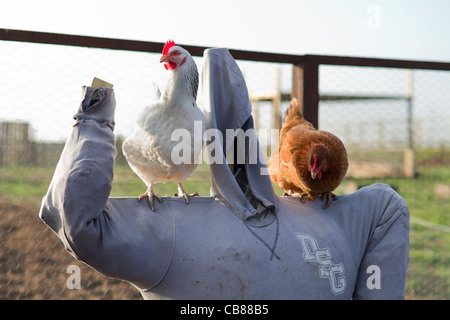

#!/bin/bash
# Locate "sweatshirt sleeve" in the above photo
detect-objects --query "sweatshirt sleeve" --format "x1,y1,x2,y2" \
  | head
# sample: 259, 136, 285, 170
351, 184, 410, 299
38, 87, 174, 290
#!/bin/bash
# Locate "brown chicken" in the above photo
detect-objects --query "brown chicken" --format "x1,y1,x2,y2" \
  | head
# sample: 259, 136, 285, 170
268, 98, 348, 209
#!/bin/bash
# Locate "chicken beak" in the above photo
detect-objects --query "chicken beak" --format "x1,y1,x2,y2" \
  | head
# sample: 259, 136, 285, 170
160, 55, 170, 63
311, 170, 318, 179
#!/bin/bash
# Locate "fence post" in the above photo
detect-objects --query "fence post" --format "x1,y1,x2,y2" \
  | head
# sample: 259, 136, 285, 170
404, 68, 415, 177
291, 62, 319, 128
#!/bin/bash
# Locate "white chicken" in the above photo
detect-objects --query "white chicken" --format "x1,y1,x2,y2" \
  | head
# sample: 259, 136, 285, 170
122, 40, 205, 211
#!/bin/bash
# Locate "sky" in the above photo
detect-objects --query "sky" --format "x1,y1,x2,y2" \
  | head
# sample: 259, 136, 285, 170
1, 0, 450, 62
1, 0, 450, 143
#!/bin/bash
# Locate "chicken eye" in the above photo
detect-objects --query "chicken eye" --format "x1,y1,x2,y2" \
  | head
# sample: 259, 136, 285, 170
172, 51, 179, 56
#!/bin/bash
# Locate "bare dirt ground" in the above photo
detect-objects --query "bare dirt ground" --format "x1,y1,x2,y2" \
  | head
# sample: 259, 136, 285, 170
0, 199, 141, 300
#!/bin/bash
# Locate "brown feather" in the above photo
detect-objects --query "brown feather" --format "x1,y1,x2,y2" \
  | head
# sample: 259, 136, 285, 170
268, 98, 348, 208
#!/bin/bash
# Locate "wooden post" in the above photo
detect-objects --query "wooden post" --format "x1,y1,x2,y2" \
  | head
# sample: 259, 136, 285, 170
404, 69, 415, 177
291, 62, 319, 128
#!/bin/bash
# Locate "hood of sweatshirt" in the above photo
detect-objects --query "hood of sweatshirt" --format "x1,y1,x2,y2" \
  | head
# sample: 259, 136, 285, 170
201, 48, 278, 227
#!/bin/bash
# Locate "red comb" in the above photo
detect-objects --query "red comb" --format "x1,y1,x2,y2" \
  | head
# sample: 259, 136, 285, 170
162, 39, 175, 55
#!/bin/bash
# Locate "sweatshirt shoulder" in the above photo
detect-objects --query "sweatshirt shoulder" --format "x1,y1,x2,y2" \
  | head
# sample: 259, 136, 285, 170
357, 183, 408, 211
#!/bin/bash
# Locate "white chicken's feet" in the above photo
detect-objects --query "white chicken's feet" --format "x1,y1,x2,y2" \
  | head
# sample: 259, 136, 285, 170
138, 187, 162, 212
174, 183, 199, 205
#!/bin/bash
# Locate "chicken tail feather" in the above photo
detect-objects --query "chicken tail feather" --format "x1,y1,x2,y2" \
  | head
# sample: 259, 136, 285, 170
280, 98, 315, 147
283, 98, 303, 124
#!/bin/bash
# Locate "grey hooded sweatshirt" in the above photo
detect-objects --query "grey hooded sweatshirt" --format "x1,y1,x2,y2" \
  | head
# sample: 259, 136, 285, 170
39, 48, 409, 300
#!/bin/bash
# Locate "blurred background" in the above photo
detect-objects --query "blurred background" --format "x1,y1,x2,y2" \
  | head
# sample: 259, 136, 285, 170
1, 0, 449, 299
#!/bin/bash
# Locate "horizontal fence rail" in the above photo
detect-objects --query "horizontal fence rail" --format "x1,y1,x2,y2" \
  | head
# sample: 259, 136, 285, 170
2, 28, 450, 129
2, 29, 450, 68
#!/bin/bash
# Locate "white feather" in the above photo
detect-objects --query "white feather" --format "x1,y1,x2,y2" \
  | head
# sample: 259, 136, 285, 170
123, 46, 205, 191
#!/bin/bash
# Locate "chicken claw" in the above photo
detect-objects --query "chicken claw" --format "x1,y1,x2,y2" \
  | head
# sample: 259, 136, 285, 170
283, 191, 310, 204
174, 183, 199, 205
320, 192, 338, 209
138, 185, 162, 212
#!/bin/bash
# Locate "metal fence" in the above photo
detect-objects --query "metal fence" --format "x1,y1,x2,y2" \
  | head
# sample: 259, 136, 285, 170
1, 29, 450, 299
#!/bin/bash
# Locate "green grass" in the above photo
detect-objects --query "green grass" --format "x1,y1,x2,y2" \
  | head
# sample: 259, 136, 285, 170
0, 166, 55, 204
1, 163, 449, 299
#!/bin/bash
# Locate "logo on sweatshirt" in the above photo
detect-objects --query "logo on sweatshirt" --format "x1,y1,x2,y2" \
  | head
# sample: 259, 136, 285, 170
295, 232, 346, 295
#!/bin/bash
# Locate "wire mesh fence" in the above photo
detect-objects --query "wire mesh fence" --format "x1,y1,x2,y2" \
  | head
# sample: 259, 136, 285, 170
318, 65, 450, 177
1, 36, 449, 299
